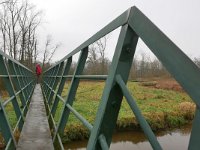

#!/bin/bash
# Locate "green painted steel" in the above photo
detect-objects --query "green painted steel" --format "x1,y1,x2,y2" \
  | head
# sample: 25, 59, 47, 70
0, 50, 35, 149
41, 6, 200, 150
116, 75, 161, 149
55, 48, 88, 135
51, 57, 72, 117
0, 100, 16, 149
48, 62, 64, 105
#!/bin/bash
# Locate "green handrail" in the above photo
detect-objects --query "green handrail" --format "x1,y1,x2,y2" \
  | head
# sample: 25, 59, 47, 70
42, 6, 200, 150
0, 50, 35, 149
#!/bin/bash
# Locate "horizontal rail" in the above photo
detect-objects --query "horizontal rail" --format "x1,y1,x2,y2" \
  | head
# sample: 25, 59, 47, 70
43, 76, 109, 149
3, 95, 15, 107
56, 94, 65, 103
43, 75, 108, 80
0, 75, 32, 77
43, 77, 93, 129
66, 104, 93, 131
0, 50, 33, 72
3, 80, 34, 107
0, 49, 36, 149
73, 75, 107, 80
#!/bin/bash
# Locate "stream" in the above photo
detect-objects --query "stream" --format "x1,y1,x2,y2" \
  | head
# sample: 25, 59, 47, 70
64, 124, 191, 150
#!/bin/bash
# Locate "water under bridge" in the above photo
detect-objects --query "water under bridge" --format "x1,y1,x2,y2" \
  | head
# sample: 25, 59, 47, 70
0, 6, 200, 150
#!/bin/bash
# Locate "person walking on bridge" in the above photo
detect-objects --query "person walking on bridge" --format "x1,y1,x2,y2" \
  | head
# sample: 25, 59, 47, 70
36, 64, 42, 83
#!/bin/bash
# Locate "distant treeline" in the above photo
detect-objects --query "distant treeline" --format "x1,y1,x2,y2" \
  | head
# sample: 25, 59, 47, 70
67, 53, 200, 80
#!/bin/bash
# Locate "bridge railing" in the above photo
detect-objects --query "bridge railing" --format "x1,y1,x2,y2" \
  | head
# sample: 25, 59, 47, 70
41, 6, 200, 150
0, 50, 35, 149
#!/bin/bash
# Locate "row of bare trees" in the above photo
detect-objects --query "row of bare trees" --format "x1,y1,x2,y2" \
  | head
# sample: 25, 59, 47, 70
131, 55, 200, 80
0, 0, 59, 70
85, 37, 200, 79
1, 0, 198, 76
86, 36, 110, 75
67, 37, 169, 79
130, 54, 170, 79
86, 48, 170, 79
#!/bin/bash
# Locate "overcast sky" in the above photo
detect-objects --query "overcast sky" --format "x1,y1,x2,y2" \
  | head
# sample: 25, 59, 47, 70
29, 0, 200, 62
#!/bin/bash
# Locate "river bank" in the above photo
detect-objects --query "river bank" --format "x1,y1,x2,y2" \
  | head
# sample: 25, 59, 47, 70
58, 80, 195, 143
64, 123, 192, 150
0, 80, 196, 147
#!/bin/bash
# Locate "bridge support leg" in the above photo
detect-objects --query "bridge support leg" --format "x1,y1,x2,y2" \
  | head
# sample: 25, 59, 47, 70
0, 101, 16, 149
0, 55, 24, 130
47, 62, 64, 104
87, 24, 138, 150
54, 47, 88, 141
50, 57, 72, 117
188, 107, 200, 150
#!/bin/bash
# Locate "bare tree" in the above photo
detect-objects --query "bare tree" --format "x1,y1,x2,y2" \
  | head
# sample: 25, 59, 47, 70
5, 0, 23, 59
0, 0, 60, 71
0, 0, 42, 69
18, 0, 42, 67
129, 55, 139, 79
33, 39, 38, 63
87, 44, 98, 74
0, 5, 8, 53
42, 35, 60, 70
96, 36, 107, 74
87, 36, 109, 75
18, 0, 29, 63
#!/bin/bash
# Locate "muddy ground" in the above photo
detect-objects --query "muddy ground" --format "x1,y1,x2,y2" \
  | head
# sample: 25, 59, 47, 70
138, 78, 183, 92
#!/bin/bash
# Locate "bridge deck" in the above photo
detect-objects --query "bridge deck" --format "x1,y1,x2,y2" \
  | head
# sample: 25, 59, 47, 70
17, 84, 54, 150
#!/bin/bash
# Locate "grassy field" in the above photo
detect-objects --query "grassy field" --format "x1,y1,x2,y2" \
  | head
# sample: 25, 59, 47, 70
0, 80, 195, 144
52, 80, 195, 142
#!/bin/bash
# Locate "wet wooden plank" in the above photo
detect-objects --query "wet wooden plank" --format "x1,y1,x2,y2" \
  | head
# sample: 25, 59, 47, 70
17, 84, 54, 150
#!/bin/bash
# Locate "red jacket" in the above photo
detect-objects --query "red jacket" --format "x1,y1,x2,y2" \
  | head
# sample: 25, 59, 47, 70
36, 64, 42, 76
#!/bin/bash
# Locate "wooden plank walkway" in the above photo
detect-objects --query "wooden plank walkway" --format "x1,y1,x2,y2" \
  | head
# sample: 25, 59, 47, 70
17, 84, 54, 150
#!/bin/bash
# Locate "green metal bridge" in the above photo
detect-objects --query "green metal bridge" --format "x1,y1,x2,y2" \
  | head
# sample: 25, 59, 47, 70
0, 6, 200, 150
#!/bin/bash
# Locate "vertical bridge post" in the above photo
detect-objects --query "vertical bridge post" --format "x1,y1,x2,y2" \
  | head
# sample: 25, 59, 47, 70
87, 24, 140, 149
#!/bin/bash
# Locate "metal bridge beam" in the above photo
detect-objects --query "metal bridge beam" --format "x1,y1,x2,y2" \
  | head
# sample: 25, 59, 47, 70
40, 6, 200, 150
0, 50, 35, 149
87, 24, 139, 149
54, 47, 88, 140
